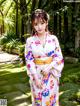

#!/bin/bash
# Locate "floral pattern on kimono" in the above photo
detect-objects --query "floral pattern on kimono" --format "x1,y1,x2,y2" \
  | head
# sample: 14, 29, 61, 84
25, 34, 64, 106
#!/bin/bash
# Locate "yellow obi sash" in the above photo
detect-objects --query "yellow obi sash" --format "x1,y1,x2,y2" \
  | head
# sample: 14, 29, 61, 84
34, 57, 53, 65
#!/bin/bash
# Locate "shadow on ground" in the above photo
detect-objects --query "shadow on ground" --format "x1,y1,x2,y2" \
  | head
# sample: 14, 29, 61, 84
0, 61, 80, 106
59, 62, 80, 106
0, 62, 32, 106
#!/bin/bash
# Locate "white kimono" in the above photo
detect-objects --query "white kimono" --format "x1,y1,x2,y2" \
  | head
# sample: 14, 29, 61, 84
25, 34, 64, 106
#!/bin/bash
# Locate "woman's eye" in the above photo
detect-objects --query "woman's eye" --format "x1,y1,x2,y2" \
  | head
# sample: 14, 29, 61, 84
34, 23, 38, 26
41, 22, 44, 24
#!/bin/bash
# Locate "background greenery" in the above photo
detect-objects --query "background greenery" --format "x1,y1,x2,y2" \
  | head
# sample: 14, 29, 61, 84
0, 0, 80, 57
0, 0, 80, 106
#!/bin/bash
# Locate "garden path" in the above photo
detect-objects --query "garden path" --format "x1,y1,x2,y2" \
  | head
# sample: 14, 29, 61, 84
0, 50, 19, 64
0, 49, 32, 106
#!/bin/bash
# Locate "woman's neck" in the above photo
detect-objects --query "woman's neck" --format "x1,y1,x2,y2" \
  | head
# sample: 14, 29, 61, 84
36, 32, 48, 48
37, 32, 47, 39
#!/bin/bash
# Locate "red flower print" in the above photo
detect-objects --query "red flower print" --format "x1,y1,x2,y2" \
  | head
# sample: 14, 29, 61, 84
37, 56, 41, 58
27, 64, 31, 68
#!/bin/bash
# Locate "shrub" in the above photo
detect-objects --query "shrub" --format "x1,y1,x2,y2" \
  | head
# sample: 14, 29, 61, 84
0, 31, 19, 45
0, 35, 8, 45
23, 33, 31, 40
5, 31, 18, 40
18, 44, 25, 65
0, 31, 26, 64
75, 48, 80, 58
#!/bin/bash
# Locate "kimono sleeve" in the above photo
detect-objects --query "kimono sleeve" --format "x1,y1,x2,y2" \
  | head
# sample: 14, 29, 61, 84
50, 36, 64, 78
25, 38, 37, 78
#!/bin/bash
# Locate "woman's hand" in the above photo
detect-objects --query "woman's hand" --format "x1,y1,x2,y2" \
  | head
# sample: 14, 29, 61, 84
41, 64, 52, 76
40, 70, 48, 76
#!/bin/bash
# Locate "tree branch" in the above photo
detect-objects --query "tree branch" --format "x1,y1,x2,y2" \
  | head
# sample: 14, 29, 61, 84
12, 0, 20, 6
0, 0, 5, 6
5, 1, 13, 16
0, 10, 3, 16
41, 0, 49, 9
26, 0, 31, 6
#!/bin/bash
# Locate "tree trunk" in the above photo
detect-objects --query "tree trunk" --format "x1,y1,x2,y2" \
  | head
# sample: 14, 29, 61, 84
2, 17, 4, 34
71, 3, 76, 48
74, 4, 80, 49
75, 31, 80, 49
0, 10, 4, 34
38, 0, 43, 8
64, 10, 69, 52
16, 0, 19, 38
31, 0, 37, 12
71, 3, 80, 49
53, 3, 58, 35
53, 14, 57, 35
20, 0, 28, 42
59, 15, 61, 40
58, 0, 62, 41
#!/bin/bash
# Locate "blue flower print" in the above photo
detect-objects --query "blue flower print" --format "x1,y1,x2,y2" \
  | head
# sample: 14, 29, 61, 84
26, 51, 34, 60
43, 73, 50, 85
47, 50, 54, 56
42, 88, 49, 97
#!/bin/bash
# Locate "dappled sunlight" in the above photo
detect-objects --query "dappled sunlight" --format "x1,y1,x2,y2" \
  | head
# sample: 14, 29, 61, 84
0, 70, 11, 76
59, 62, 80, 106
0, 62, 20, 70
0, 61, 26, 73
59, 91, 64, 96
0, 62, 31, 105
0, 58, 80, 106
8, 92, 31, 106
60, 75, 80, 105
28, 104, 32, 106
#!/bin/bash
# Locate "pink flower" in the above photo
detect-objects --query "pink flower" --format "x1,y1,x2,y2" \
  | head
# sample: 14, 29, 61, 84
35, 40, 41, 46
35, 41, 40, 45
27, 64, 31, 68
48, 40, 51, 43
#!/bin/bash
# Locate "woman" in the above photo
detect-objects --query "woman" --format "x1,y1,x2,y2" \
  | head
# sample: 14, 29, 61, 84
25, 9, 64, 106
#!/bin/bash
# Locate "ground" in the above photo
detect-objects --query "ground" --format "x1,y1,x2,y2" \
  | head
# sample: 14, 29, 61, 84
0, 50, 32, 106
0, 50, 80, 106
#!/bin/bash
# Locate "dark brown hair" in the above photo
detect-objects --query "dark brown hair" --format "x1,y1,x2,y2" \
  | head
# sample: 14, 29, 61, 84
31, 9, 49, 35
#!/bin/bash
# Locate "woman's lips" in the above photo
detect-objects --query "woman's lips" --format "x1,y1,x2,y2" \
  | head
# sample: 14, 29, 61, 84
38, 29, 42, 32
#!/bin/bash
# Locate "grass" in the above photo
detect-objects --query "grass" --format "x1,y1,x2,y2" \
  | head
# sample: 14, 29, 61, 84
60, 62, 80, 106
0, 62, 31, 106
0, 61, 80, 106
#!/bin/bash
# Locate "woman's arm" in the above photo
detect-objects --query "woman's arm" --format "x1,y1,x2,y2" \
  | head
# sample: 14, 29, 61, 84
25, 38, 43, 88
42, 36, 64, 78
25, 38, 37, 80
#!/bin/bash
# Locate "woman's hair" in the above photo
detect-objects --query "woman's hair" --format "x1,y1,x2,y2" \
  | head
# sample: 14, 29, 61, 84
31, 9, 50, 35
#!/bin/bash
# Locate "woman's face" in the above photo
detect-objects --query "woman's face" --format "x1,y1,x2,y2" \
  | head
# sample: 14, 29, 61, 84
33, 18, 48, 35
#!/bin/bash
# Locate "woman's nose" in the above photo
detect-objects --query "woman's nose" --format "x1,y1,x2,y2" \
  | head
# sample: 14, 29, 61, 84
38, 24, 41, 29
